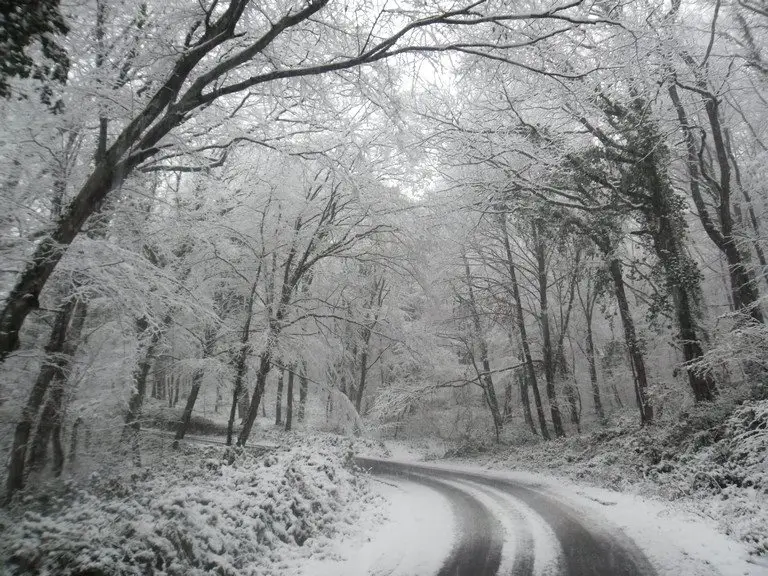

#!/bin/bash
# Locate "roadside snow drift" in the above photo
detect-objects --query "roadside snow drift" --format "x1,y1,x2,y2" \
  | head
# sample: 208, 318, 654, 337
0, 442, 370, 576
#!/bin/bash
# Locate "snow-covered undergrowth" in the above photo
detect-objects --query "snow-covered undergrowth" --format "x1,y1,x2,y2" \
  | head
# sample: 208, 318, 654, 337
0, 439, 371, 575
439, 399, 768, 558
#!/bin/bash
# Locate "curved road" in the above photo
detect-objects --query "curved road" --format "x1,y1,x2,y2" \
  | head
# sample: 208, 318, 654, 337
356, 457, 657, 576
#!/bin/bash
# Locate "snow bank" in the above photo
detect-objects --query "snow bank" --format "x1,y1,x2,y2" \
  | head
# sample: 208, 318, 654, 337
0, 440, 371, 575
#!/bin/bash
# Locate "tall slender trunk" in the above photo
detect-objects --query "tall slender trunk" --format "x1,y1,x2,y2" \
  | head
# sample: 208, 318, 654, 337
463, 257, 503, 441
668, 83, 763, 324
554, 250, 581, 433
27, 382, 65, 473
533, 222, 565, 437
558, 350, 580, 433
356, 278, 384, 414
226, 278, 260, 446
285, 368, 295, 431
298, 367, 308, 422
173, 326, 216, 447
501, 215, 550, 439
724, 128, 768, 286
51, 422, 64, 477
237, 351, 272, 446
27, 298, 88, 473
68, 417, 82, 465
356, 350, 369, 414
275, 368, 284, 425
121, 317, 165, 466
503, 379, 513, 419
644, 157, 718, 401
4, 297, 78, 505
584, 301, 606, 422
508, 331, 536, 434
518, 366, 537, 434
607, 258, 653, 424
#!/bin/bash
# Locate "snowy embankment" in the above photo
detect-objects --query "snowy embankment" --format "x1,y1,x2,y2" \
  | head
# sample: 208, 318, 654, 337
285, 476, 455, 576
0, 440, 374, 576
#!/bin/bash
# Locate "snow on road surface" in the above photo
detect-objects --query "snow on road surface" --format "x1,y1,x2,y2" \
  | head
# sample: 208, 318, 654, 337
288, 475, 455, 576
289, 457, 766, 576
394, 458, 767, 576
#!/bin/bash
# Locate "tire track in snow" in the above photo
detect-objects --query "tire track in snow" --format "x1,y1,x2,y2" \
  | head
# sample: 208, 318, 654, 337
357, 458, 657, 576
363, 461, 503, 576
442, 476, 558, 576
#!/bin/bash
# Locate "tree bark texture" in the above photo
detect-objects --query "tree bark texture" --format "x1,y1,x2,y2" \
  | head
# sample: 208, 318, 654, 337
174, 326, 216, 447
275, 368, 284, 426
27, 298, 87, 473
501, 215, 550, 440
533, 222, 566, 437
608, 258, 653, 424
285, 368, 295, 431
4, 296, 79, 504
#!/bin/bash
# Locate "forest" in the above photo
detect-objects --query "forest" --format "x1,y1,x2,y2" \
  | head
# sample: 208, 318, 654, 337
1, 0, 767, 574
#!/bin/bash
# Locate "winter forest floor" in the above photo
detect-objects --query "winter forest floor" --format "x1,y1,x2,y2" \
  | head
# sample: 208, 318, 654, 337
1, 399, 767, 575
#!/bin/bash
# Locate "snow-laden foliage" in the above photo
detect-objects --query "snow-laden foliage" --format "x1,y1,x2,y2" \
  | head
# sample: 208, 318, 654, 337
0, 442, 368, 575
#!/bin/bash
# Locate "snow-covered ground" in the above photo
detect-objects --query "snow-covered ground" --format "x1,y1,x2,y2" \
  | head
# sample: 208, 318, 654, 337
385, 459, 767, 575
0, 439, 371, 576
2, 419, 765, 575
342, 438, 768, 576
285, 476, 455, 576
278, 452, 766, 575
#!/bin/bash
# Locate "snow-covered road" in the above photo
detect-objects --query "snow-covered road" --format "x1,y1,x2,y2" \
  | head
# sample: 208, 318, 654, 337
356, 457, 656, 576
289, 457, 765, 576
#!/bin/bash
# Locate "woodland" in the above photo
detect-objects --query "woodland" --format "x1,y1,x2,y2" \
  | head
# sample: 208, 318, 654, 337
1, 0, 768, 570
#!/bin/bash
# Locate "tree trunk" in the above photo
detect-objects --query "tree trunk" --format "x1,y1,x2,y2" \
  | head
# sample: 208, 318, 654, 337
298, 367, 308, 422
724, 128, 768, 288
172, 378, 180, 407
481, 358, 503, 442
27, 382, 65, 473
226, 279, 260, 446
4, 297, 78, 505
275, 368, 284, 425
356, 350, 369, 414
644, 155, 718, 401
237, 352, 272, 446
533, 222, 566, 437
51, 423, 64, 477
501, 215, 550, 440
355, 278, 384, 414
668, 83, 764, 324
68, 417, 82, 465
584, 305, 606, 422
285, 368, 295, 431
463, 256, 503, 442
608, 258, 653, 425
121, 317, 164, 467
27, 298, 88, 473
227, 353, 249, 446
518, 367, 537, 434
173, 326, 216, 448
503, 379, 513, 420
558, 351, 581, 433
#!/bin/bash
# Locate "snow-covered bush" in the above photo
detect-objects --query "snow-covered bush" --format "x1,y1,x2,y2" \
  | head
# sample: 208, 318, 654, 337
0, 442, 368, 575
